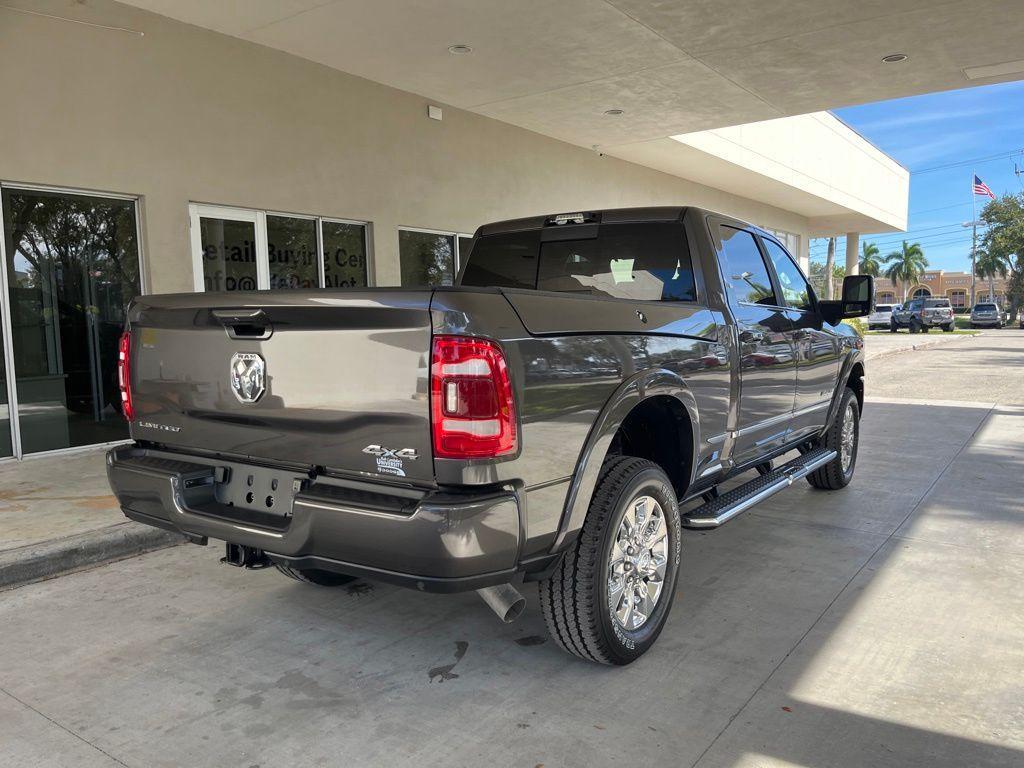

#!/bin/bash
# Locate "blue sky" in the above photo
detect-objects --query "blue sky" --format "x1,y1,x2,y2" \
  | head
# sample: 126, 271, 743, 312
811, 79, 1024, 271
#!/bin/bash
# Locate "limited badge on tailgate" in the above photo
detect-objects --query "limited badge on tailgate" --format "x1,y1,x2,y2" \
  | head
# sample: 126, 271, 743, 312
362, 444, 419, 477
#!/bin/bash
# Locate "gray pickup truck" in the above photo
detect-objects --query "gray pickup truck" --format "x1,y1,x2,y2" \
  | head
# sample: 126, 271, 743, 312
107, 207, 871, 665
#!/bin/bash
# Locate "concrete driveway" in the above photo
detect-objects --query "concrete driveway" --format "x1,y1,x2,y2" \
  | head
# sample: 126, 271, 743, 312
2, 334, 1023, 767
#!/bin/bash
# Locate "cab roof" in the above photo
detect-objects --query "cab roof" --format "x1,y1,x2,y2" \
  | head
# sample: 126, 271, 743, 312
475, 206, 691, 237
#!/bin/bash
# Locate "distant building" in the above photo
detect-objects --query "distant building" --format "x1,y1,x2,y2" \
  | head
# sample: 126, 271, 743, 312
876, 270, 1010, 308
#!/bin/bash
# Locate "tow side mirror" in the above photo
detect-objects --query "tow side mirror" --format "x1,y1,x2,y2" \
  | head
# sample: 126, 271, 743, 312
819, 274, 873, 325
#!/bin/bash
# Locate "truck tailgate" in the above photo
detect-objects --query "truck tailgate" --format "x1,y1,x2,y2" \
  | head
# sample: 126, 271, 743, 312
127, 290, 434, 483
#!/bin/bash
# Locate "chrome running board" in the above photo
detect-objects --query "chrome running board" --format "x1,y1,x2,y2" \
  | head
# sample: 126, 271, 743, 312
682, 447, 837, 529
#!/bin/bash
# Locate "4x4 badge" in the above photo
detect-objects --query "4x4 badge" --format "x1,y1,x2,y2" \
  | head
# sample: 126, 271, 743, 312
362, 444, 418, 477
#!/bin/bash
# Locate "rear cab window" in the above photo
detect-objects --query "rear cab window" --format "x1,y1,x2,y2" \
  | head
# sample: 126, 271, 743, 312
924, 299, 950, 308
461, 222, 697, 301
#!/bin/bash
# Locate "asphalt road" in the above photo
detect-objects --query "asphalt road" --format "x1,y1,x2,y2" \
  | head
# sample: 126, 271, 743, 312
2, 333, 1023, 767
868, 327, 1024, 404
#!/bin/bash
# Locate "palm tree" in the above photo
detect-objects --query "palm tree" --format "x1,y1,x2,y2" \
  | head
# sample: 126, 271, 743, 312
859, 241, 882, 277
883, 240, 928, 301
825, 237, 836, 299
974, 248, 1010, 303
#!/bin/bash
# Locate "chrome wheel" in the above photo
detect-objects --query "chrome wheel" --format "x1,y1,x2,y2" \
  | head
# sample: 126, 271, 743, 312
607, 495, 669, 631
840, 402, 856, 473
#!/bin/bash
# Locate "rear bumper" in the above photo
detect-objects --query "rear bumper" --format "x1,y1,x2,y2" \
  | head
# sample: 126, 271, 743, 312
971, 318, 1000, 326
895, 315, 951, 327
106, 446, 523, 593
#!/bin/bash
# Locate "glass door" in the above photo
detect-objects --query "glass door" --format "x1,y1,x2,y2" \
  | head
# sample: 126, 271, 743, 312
189, 204, 266, 291
1, 187, 141, 455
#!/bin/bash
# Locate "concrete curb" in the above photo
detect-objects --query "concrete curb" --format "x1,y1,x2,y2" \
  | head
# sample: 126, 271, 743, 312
0, 522, 185, 590
866, 332, 976, 362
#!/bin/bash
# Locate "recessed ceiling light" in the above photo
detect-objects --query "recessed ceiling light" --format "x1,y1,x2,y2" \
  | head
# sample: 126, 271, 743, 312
881, 53, 908, 63
604, 108, 624, 116
448, 44, 473, 55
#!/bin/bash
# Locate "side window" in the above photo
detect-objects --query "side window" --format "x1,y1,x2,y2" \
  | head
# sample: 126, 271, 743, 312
461, 231, 540, 288
717, 226, 777, 306
761, 238, 812, 311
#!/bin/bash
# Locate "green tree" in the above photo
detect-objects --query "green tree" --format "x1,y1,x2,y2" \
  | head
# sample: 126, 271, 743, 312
883, 240, 928, 301
978, 193, 1024, 316
808, 260, 845, 299
859, 241, 882, 277
974, 247, 1011, 303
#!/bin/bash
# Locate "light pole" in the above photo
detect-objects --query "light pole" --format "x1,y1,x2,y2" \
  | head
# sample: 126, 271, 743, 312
962, 219, 982, 306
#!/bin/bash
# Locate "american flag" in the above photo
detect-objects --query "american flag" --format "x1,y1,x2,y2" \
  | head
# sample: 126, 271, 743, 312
973, 174, 995, 199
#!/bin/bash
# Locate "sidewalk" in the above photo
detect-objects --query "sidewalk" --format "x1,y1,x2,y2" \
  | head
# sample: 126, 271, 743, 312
863, 329, 977, 361
0, 446, 182, 589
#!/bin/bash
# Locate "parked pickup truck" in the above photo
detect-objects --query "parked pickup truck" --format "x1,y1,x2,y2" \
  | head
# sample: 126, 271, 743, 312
891, 297, 955, 333
108, 207, 871, 665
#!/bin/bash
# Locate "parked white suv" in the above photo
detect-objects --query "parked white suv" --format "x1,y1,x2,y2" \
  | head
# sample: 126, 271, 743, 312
867, 303, 898, 330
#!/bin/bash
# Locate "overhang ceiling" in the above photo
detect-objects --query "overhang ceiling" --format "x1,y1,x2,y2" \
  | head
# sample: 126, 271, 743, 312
121, 0, 1024, 149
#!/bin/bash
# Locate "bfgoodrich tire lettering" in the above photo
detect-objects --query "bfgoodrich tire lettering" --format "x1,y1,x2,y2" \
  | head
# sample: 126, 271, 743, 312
538, 456, 682, 665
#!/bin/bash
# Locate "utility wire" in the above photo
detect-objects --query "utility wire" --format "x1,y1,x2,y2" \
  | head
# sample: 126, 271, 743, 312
810, 225, 972, 253
812, 232, 973, 251
910, 201, 974, 215
910, 148, 1024, 175
809, 235, 973, 262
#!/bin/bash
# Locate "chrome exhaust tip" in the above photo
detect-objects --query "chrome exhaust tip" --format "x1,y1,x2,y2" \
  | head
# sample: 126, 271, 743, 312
477, 584, 526, 623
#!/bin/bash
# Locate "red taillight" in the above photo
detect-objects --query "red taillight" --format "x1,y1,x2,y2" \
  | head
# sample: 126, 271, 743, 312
430, 336, 517, 459
118, 331, 134, 421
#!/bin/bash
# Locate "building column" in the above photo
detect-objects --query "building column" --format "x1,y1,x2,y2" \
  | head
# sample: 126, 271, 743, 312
798, 235, 810, 275
845, 232, 859, 276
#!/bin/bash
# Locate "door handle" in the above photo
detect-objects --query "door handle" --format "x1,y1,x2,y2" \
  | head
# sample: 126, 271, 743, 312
211, 308, 273, 339
739, 329, 767, 344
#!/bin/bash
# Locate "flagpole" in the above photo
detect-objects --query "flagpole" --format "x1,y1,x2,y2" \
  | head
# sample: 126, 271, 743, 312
970, 170, 977, 307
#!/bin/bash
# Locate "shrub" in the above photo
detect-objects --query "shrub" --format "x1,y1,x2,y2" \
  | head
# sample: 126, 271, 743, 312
842, 317, 867, 336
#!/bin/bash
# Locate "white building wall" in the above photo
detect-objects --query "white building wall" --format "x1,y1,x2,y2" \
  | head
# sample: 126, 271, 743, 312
0, 0, 820, 293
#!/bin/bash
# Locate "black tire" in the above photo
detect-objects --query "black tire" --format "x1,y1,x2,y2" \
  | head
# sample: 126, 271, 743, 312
942, 323, 953, 332
807, 387, 860, 491
274, 564, 358, 586
889, 322, 898, 334
538, 456, 682, 665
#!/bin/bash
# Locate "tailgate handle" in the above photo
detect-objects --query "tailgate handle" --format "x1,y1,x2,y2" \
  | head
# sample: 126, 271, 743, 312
211, 309, 273, 340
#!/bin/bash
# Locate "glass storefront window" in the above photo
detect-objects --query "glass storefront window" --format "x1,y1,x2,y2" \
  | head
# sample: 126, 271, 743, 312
199, 216, 259, 291
322, 221, 368, 288
190, 204, 370, 291
399, 229, 455, 286
2, 188, 141, 454
267, 215, 319, 289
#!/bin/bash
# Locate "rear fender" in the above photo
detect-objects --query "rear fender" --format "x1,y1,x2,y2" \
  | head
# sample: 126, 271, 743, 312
549, 369, 699, 554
